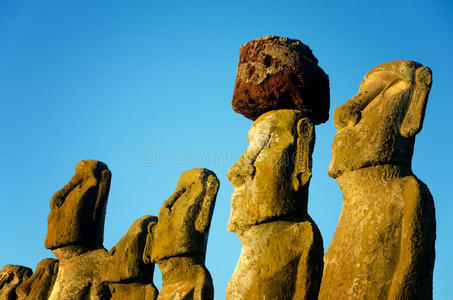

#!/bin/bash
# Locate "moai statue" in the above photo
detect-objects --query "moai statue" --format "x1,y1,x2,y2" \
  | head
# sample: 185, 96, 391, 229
226, 110, 324, 300
45, 159, 111, 259
226, 36, 328, 300
143, 168, 219, 300
319, 61, 436, 299
104, 215, 159, 300
0, 265, 32, 300
46, 159, 112, 300
46, 160, 159, 300
16, 258, 59, 300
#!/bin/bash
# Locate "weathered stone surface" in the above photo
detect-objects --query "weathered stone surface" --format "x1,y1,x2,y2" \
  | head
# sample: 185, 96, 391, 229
104, 215, 159, 299
44, 160, 157, 300
144, 168, 219, 300
105, 215, 157, 283
320, 61, 435, 299
108, 282, 157, 300
48, 216, 159, 300
45, 160, 111, 259
227, 110, 315, 234
226, 110, 323, 300
16, 258, 58, 300
232, 35, 330, 124
0, 265, 32, 300
157, 257, 213, 300
47, 249, 110, 300
227, 221, 323, 300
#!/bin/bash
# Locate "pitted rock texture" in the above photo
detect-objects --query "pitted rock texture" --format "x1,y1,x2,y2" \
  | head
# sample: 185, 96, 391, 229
16, 258, 58, 300
0, 265, 32, 300
320, 61, 435, 300
232, 35, 330, 124
226, 110, 323, 300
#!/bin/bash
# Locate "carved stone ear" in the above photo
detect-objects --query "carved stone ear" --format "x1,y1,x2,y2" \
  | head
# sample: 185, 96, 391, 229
143, 220, 157, 264
195, 174, 219, 233
298, 117, 314, 140
400, 66, 432, 138
292, 118, 314, 191
93, 168, 111, 221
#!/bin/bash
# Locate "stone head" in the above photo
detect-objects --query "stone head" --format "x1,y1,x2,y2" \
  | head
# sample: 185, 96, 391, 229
16, 258, 58, 300
328, 61, 432, 178
147, 168, 219, 263
227, 109, 315, 234
0, 265, 32, 300
45, 160, 111, 252
106, 215, 157, 283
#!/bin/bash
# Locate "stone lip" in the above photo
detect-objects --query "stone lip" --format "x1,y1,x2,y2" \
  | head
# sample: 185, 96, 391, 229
232, 35, 330, 124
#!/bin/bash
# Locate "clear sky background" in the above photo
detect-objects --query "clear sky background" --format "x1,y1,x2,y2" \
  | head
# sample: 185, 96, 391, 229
0, 1, 451, 298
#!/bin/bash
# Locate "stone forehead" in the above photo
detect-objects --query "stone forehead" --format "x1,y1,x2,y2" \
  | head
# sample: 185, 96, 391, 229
251, 110, 303, 131
178, 168, 216, 185
363, 60, 422, 84
75, 159, 109, 176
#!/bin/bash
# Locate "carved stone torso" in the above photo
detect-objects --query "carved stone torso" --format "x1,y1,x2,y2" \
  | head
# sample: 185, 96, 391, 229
226, 221, 323, 300
320, 165, 435, 299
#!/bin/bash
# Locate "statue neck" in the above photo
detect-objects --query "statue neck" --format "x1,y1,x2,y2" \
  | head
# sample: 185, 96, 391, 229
336, 164, 412, 196
239, 220, 299, 244
158, 256, 205, 283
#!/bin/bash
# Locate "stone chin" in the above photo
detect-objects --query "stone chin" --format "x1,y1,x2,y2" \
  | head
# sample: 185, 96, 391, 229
227, 186, 256, 234
327, 127, 361, 178
227, 186, 298, 235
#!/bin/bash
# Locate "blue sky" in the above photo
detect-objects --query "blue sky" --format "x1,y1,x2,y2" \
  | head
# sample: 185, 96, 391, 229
0, 0, 451, 298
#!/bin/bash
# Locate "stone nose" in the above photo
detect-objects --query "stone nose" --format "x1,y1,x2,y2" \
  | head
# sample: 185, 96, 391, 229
333, 100, 361, 131
227, 157, 256, 188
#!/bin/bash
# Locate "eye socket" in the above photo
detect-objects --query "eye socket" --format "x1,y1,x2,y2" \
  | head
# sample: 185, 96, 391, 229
381, 80, 410, 98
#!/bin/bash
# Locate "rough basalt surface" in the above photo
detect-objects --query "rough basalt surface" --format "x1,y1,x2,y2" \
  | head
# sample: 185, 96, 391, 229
232, 35, 330, 124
